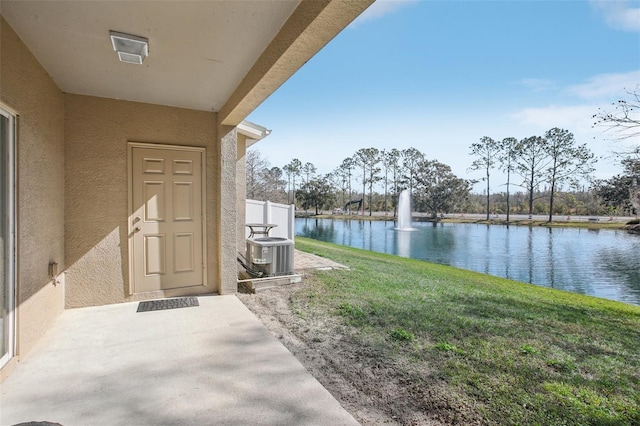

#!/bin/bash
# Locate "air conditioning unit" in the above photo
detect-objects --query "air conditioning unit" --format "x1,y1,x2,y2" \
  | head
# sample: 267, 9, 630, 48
246, 237, 294, 277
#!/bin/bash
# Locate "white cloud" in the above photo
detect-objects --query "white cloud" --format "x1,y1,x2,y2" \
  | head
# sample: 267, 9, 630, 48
513, 71, 640, 139
567, 70, 640, 100
512, 105, 598, 132
590, 0, 640, 32
508, 104, 632, 183
350, 0, 417, 26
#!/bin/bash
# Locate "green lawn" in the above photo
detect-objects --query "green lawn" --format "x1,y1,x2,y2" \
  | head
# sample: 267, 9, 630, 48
294, 236, 640, 425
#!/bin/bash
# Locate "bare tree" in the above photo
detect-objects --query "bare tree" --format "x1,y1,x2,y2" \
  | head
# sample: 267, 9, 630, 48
593, 85, 640, 140
246, 149, 269, 200
593, 86, 640, 214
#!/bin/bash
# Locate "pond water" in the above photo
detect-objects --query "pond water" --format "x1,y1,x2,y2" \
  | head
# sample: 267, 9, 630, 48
295, 218, 640, 306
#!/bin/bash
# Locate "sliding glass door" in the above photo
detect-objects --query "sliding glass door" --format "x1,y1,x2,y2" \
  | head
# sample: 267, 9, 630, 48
0, 106, 15, 368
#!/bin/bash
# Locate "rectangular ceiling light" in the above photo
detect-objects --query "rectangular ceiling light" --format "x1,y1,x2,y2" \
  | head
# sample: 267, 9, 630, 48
110, 31, 148, 64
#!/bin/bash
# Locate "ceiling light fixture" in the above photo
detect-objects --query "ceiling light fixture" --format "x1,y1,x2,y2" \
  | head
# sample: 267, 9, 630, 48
110, 31, 148, 64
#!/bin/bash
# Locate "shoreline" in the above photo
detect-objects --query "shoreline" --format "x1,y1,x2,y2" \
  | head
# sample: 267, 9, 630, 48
297, 212, 639, 232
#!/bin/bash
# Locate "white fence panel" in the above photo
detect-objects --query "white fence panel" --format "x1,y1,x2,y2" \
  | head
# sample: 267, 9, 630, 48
245, 199, 295, 240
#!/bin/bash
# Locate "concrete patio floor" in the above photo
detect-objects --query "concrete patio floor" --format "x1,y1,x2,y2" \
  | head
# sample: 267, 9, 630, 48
294, 249, 347, 271
0, 295, 358, 426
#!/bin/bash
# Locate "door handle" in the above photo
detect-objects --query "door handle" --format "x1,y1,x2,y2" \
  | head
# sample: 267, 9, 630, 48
133, 216, 141, 224
133, 226, 141, 233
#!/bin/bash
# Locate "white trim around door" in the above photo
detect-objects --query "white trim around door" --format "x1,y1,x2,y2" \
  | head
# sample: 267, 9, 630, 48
0, 104, 17, 369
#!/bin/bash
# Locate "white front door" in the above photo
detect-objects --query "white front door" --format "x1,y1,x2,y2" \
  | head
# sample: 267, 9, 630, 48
130, 145, 206, 294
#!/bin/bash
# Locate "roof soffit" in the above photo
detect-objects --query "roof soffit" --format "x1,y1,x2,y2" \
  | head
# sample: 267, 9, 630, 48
1, 0, 375, 123
0, 1, 301, 112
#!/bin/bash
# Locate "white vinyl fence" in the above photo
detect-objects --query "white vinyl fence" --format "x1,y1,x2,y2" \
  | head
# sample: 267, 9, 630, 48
245, 199, 295, 240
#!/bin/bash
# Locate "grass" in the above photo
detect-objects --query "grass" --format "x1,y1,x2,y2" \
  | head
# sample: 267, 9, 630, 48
293, 236, 640, 425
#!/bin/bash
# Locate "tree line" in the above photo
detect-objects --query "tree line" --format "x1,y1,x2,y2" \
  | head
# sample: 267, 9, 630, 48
468, 127, 597, 222
247, 89, 640, 221
246, 137, 637, 220
247, 146, 471, 218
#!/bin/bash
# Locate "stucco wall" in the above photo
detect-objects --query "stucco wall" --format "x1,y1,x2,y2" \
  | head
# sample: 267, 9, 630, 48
218, 126, 239, 294
0, 18, 66, 359
64, 94, 219, 307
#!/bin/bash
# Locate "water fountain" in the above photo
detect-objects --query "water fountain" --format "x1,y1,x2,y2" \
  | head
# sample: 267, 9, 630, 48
395, 189, 416, 231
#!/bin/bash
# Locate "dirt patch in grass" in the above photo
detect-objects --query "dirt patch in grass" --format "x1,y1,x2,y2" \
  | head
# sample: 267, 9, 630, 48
238, 283, 477, 425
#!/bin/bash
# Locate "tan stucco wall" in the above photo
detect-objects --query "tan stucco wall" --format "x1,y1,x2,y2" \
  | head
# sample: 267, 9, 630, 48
218, 126, 239, 294
64, 94, 221, 307
0, 18, 66, 361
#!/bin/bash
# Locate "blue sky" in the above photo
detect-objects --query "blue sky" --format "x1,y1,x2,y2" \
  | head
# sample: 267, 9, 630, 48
247, 0, 640, 192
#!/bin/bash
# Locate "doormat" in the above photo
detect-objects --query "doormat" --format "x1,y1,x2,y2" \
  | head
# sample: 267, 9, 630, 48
137, 297, 199, 313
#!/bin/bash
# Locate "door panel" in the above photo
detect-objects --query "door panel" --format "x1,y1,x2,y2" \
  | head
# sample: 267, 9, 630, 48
144, 234, 166, 275
173, 182, 193, 220
143, 158, 165, 174
174, 233, 194, 272
144, 181, 165, 221
131, 146, 204, 293
173, 159, 193, 175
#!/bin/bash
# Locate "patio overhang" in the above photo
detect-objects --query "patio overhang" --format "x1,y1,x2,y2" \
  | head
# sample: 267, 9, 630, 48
1, 0, 375, 125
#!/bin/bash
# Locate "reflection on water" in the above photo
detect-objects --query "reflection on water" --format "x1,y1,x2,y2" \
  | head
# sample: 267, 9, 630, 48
296, 218, 640, 306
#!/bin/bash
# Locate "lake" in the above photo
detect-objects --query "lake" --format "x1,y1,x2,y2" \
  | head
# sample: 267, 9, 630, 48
295, 218, 640, 306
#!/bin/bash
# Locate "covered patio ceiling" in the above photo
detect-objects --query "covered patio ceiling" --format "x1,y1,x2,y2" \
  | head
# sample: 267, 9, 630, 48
1, 0, 373, 125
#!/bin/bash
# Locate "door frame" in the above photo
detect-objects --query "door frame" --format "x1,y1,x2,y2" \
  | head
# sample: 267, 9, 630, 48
0, 104, 16, 368
127, 142, 207, 296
